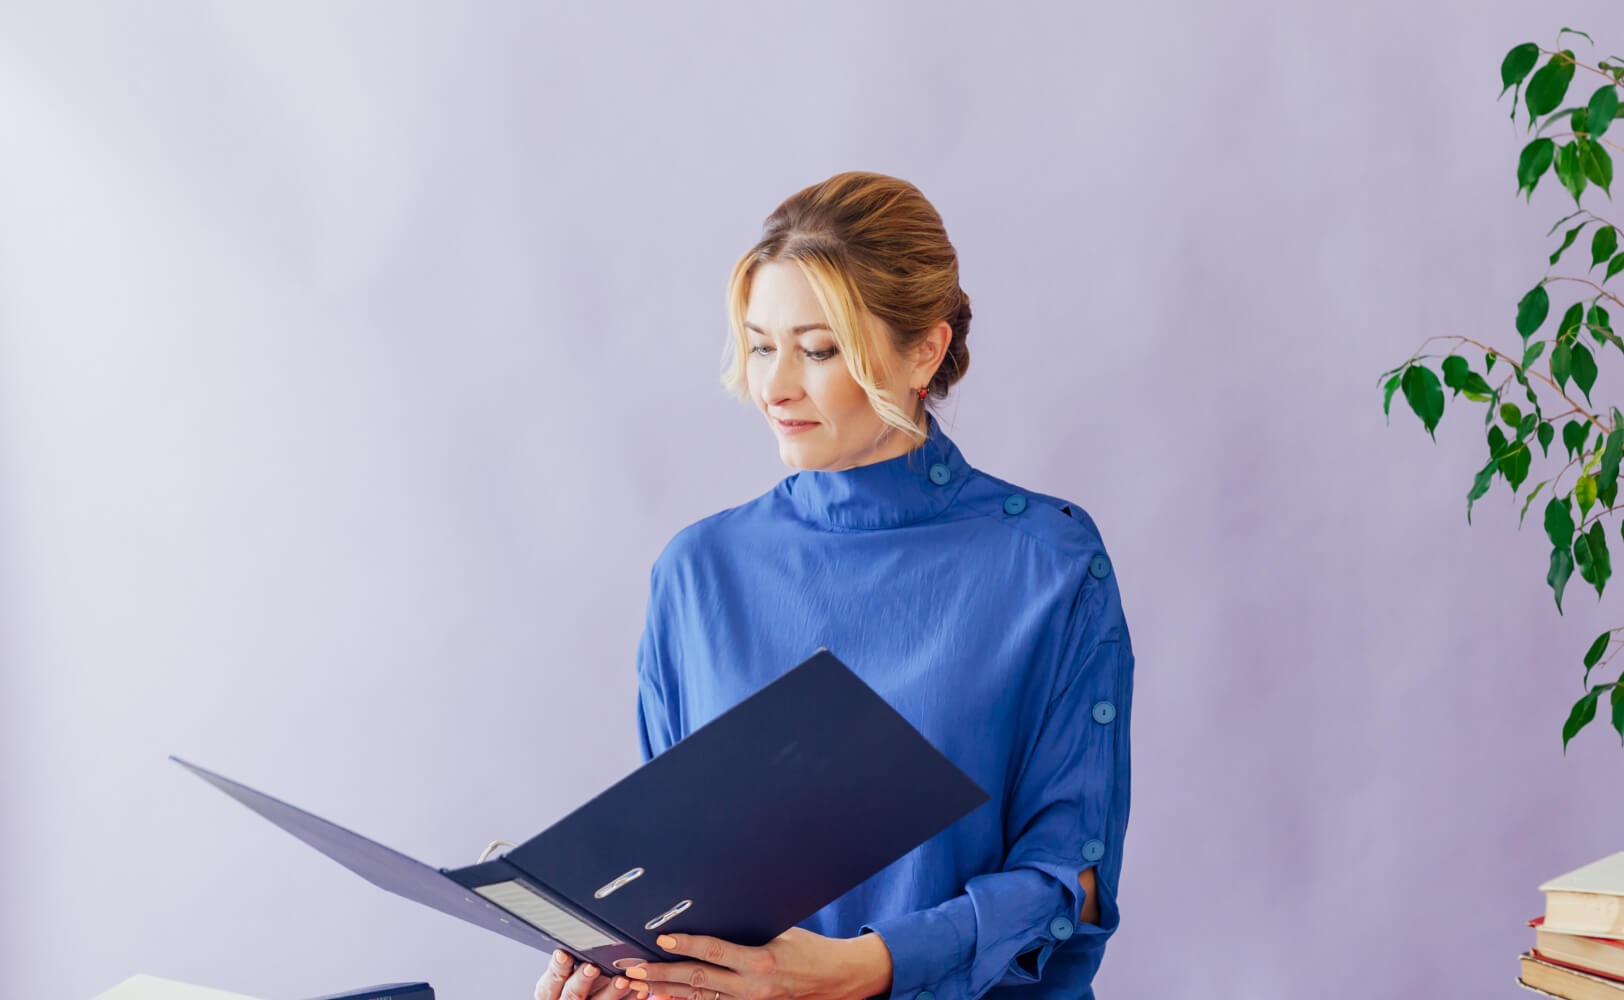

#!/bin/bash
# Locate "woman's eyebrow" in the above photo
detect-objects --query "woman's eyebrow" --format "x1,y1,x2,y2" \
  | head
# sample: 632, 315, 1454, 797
744, 322, 831, 335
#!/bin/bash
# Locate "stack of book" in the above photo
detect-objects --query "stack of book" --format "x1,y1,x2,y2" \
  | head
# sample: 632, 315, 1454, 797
1520, 851, 1624, 998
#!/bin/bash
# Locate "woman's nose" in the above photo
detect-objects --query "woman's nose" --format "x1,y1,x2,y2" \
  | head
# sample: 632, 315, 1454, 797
761, 355, 802, 405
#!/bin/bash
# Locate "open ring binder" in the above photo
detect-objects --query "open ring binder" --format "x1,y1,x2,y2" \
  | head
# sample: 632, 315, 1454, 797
172, 649, 991, 969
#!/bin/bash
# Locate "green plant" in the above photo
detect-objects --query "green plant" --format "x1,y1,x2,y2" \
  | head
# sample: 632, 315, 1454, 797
1380, 28, 1624, 752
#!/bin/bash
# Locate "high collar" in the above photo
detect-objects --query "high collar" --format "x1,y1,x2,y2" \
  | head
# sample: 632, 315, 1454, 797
784, 414, 973, 530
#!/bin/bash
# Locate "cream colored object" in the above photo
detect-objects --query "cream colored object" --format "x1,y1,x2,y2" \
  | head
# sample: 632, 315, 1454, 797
94, 974, 263, 1000
1542, 852, 1624, 940
1518, 952, 1624, 999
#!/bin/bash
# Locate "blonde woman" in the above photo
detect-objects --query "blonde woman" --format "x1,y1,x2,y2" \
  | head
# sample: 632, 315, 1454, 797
535, 172, 1134, 1000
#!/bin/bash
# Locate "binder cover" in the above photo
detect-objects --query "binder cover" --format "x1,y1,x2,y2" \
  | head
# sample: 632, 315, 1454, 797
173, 648, 990, 969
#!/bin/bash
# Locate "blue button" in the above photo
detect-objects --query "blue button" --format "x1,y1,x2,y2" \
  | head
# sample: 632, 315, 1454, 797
928, 463, 952, 486
1092, 700, 1116, 724
1082, 839, 1105, 862
1050, 916, 1074, 940
1089, 553, 1111, 579
1003, 494, 1027, 515
916, 992, 935, 1000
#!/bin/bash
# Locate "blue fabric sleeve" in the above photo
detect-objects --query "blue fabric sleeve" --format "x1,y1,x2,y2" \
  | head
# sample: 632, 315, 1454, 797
635, 565, 679, 764
861, 577, 1134, 1000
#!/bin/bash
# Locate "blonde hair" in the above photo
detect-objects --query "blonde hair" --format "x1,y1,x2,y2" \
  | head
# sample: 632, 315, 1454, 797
721, 171, 972, 445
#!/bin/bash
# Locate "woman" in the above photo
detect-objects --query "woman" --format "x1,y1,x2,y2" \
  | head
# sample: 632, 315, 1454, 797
535, 172, 1134, 1000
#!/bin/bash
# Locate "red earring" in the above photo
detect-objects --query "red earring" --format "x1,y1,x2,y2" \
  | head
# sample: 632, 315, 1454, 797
917, 387, 928, 399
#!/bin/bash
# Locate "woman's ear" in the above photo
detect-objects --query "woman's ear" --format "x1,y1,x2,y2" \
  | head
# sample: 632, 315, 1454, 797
913, 320, 952, 387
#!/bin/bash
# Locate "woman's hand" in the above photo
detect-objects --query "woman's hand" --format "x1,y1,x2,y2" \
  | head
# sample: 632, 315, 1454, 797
622, 927, 892, 1000
534, 949, 640, 1000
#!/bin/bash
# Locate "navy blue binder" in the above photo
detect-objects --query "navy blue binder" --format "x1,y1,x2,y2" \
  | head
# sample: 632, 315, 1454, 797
173, 648, 990, 971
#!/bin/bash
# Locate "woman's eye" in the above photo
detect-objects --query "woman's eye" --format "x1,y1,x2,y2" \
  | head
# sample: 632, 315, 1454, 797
749, 344, 773, 356
806, 348, 838, 362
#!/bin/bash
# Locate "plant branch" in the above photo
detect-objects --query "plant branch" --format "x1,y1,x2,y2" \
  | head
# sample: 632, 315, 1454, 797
1413, 334, 1611, 436
1537, 46, 1620, 83
1543, 276, 1624, 310
1550, 130, 1624, 155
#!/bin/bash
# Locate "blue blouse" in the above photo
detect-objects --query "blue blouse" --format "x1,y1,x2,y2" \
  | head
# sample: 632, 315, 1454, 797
634, 414, 1134, 1000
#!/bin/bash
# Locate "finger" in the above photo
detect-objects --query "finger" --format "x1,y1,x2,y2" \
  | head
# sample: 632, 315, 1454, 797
623, 962, 744, 999
608, 976, 649, 1000
654, 933, 753, 972
559, 961, 602, 1000
591, 971, 638, 1000
535, 950, 575, 1000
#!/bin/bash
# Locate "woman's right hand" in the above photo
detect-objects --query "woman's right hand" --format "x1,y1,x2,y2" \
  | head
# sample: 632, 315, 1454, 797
534, 949, 649, 1000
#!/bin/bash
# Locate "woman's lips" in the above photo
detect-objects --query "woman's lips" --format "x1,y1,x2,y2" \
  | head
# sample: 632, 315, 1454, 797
774, 418, 819, 435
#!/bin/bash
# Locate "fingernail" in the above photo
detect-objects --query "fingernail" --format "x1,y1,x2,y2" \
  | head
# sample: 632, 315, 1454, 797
554, 950, 567, 962
613, 978, 626, 989
583, 966, 598, 978
625, 968, 647, 980
656, 935, 676, 949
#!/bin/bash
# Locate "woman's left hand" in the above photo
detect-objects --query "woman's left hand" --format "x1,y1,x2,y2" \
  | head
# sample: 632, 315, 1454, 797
622, 926, 891, 1000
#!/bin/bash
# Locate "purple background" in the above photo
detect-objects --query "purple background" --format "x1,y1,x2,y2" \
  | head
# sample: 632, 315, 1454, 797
3, 3, 1622, 998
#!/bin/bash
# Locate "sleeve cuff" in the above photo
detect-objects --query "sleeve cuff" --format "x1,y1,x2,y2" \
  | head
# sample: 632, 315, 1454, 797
861, 894, 977, 1000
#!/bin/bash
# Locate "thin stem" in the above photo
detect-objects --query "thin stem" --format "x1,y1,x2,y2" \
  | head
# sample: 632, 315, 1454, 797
1537, 46, 1619, 84
1543, 276, 1624, 310
1550, 130, 1624, 155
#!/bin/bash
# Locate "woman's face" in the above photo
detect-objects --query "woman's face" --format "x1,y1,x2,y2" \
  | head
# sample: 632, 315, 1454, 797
744, 261, 933, 471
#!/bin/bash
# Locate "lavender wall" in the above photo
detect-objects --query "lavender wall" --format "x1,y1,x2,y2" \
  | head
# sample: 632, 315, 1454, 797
3, 2, 1621, 998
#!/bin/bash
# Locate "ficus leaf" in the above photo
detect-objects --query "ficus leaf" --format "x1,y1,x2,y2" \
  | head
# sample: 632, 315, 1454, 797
1550, 544, 1574, 613
1589, 520, 1612, 597
1603, 479, 1619, 510
1522, 478, 1551, 525
1552, 220, 1595, 264
1546, 494, 1576, 548
1596, 227, 1620, 269
1578, 473, 1599, 515
1517, 284, 1550, 337
1502, 43, 1540, 95
1607, 253, 1624, 284
1401, 365, 1444, 440
1489, 425, 1509, 457
1565, 419, 1590, 459
1553, 341, 1574, 390
1560, 302, 1586, 344
1501, 402, 1524, 427
1558, 28, 1593, 44
1598, 424, 1623, 491
1563, 685, 1604, 753
1576, 530, 1595, 583
1593, 304, 1615, 339
1520, 138, 1557, 198
1591, 84, 1620, 138
1383, 372, 1402, 419
1528, 50, 1579, 120
1585, 631, 1611, 671
1556, 140, 1589, 204
1467, 455, 1497, 525
1580, 139, 1614, 197
1538, 420, 1556, 457
1572, 342, 1599, 402
1462, 372, 1494, 401
1612, 686, 1624, 746
1523, 340, 1547, 369
1441, 355, 1470, 391
1499, 442, 1532, 491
